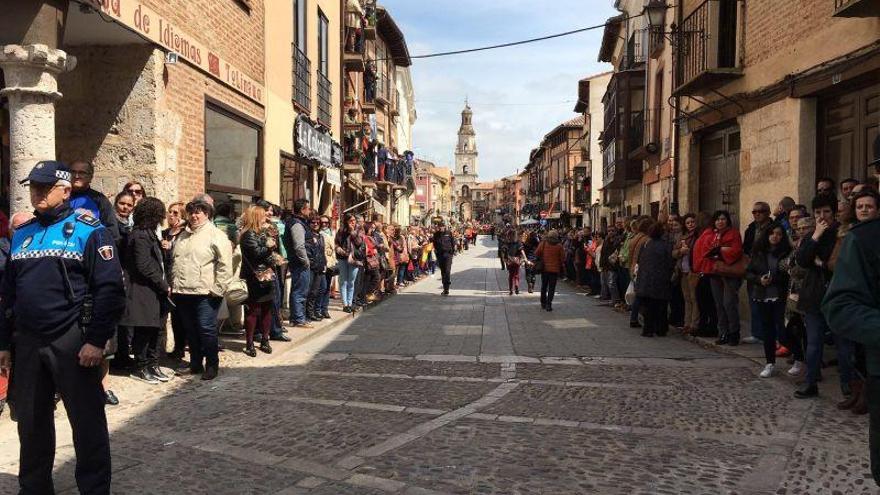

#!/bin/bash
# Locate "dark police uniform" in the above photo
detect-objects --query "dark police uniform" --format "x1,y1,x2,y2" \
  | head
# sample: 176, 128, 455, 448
433, 227, 456, 295
0, 162, 125, 495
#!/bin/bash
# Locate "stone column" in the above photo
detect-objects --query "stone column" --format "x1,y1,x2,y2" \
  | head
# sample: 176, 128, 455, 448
0, 44, 76, 214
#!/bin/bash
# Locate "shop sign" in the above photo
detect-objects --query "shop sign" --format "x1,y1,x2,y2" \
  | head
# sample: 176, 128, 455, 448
83, 0, 264, 105
325, 168, 342, 187
295, 117, 339, 168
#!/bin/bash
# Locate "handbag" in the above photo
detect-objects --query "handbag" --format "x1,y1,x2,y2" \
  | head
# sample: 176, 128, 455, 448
225, 254, 249, 305
243, 252, 276, 289
713, 254, 749, 278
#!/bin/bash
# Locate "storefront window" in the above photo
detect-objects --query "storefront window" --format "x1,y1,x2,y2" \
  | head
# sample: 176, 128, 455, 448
205, 103, 261, 214
280, 154, 310, 213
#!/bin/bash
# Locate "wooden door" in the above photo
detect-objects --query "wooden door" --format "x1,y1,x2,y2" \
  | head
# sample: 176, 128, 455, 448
699, 125, 741, 226
818, 82, 880, 185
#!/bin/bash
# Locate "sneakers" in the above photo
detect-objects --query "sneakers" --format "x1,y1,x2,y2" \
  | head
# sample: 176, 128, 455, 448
787, 361, 805, 376
759, 363, 775, 378
149, 366, 172, 382
742, 336, 761, 344
130, 368, 159, 385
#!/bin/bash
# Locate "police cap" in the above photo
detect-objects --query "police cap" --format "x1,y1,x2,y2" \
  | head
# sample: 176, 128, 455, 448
20, 160, 72, 185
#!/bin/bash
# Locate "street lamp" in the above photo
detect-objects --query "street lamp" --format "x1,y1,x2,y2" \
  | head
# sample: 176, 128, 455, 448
643, 0, 668, 30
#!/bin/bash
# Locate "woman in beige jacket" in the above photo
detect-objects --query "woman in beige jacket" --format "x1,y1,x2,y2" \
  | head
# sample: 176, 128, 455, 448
170, 199, 233, 380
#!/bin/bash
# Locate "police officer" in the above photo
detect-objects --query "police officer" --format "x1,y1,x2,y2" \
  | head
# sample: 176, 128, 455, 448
0, 161, 125, 494
432, 220, 456, 296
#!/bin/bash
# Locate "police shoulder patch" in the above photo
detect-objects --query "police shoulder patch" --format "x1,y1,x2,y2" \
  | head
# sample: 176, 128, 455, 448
98, 245, 114, 261
76, 212, 101, 227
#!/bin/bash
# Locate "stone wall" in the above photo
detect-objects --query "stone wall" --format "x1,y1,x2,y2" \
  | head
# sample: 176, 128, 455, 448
56, 44, 168, 200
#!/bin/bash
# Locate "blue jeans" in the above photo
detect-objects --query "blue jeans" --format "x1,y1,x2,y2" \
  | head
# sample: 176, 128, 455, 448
338, 259, 360, 307
748, 291, 765, 341
397, 263, 407, 285
289, 266, 312, 325
630, 296, 642, 324
805, 310, 830, 386
174, 294, 222, 370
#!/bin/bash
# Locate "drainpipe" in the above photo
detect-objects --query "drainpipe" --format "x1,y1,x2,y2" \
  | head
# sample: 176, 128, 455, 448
671, 0, 682, 214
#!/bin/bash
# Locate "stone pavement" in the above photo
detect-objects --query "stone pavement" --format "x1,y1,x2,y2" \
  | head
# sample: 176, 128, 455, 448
0, 236, 876, 494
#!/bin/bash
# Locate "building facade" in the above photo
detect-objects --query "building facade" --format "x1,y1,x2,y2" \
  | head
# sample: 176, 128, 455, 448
266, 0, 343, 217
453, 102, 479, 221
671, 0, 880, 227
573, 71, 612, 228
340, 1, 415, 224
2, 0, 267, 214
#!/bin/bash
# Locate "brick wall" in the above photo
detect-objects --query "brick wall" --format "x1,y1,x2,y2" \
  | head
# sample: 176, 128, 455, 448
742, 0, 836, 68
159, 61, 264, 202
142, 0, 265, 85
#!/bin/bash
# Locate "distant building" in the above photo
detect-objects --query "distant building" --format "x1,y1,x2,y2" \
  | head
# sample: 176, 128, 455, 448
452, 102, 480, 221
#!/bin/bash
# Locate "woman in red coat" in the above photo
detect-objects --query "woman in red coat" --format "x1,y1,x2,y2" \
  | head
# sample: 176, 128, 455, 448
694, 210, 744, 345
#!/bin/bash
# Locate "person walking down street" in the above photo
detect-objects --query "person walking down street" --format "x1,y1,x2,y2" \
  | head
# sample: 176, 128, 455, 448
239, 205, 277, 357
823, 189, 880, 485
335, 213, 363, 313
498, 231, 508, 270
0, 161, 125, 494
635, 221, 674, 337
746, 222, 793, 378
694, 210, 744, 346
122, 197, 172, 385
306, 216, 329, 321
433, 221, 456, 296
536, 230, 564, 312
68, 160, 119, 239
523, 231, 540, 293
170, 199, 233, 381
283, 199, 314, 328
505, 230, 526, 295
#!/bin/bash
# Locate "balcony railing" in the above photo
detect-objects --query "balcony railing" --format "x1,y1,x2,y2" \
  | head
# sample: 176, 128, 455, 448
376, 73, 390, 105
317, 71, 332, 125
834, 0, 880, 16
292, 44, 311, 111
622, 28, 647, 69
674, 0, 741, 95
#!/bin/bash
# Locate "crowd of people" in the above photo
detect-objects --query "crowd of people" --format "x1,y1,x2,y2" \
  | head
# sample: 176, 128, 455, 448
498, 176, 880, 406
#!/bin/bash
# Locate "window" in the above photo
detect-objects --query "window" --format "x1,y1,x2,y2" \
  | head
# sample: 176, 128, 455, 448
205, 103, 261, 214
318, 11, 329, 75
294, 0, 307, 49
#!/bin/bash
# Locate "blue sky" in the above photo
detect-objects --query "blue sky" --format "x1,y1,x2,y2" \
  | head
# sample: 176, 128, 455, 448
385, 0, 617, 181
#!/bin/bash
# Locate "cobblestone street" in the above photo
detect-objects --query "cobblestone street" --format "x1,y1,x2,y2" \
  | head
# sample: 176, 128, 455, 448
0, 237, 875, 494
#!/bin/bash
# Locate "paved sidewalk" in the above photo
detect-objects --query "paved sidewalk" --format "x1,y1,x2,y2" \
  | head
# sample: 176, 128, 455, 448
0, 236, 874, 494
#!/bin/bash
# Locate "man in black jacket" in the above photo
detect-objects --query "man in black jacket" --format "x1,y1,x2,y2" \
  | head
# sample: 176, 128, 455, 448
824, 193, 880, 485
433, 221, 456, 295
794, 195, 839, 398
742, 202, 773, 344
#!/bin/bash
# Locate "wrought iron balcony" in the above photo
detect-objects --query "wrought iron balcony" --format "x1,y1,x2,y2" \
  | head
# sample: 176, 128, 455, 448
673, 0, 742, 95
292, 44, 311, 112
317, 71, 332, 126
621, 28, 648, 70
834, 0, 880, 16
